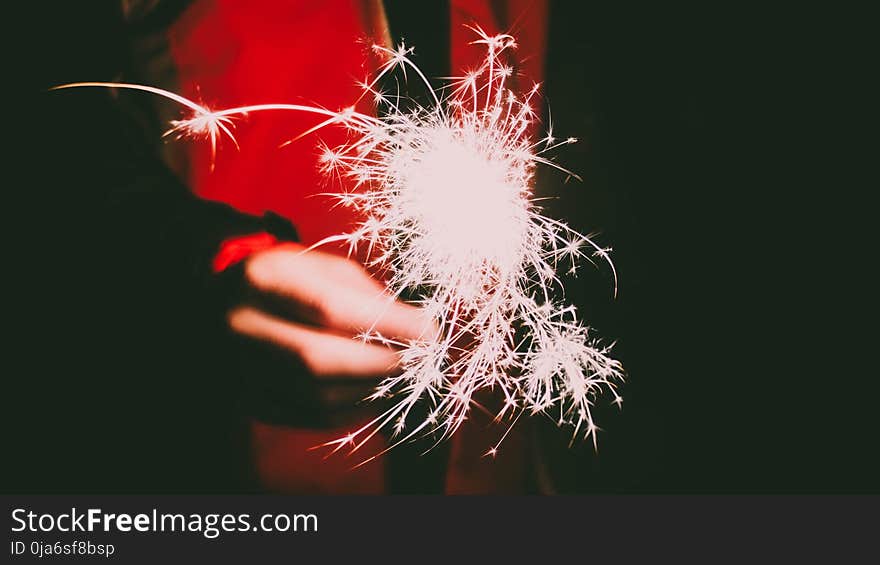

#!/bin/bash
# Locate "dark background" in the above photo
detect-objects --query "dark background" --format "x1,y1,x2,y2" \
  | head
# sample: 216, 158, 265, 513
6, 2, 874, 492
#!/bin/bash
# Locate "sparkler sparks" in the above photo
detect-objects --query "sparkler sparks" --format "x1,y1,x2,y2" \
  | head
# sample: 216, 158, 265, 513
54, 25, 624, 460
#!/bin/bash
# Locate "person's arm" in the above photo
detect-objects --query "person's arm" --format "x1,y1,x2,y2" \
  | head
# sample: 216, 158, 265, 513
36, 30, 434, 411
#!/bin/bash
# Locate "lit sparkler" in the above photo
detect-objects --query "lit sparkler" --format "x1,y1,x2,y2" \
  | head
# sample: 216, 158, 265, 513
54, 25, 624, 461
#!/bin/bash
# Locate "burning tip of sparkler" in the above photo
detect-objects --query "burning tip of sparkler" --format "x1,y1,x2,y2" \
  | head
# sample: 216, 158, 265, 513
52, 25, 625, 462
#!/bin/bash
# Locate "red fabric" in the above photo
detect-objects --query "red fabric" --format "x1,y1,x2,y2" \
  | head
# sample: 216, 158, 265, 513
173, 0, 547, 494
168, 0, 378, 247
171, 0, 387, 494
212, 232, 278, 273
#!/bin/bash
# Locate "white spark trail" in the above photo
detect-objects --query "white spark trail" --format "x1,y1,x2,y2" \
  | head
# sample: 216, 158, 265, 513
54, 25, 624, 459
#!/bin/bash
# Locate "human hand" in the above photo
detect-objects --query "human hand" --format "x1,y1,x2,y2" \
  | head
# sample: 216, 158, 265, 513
227, 242, 434, 380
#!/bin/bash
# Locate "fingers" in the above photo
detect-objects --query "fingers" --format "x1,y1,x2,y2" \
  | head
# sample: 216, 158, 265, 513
245, 244, 437, 343
316, 284, 438, 344
227, 306, 402, 379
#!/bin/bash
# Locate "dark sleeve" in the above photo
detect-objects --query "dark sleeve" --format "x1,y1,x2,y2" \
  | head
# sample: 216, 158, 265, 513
48, 86, 300, 298
8, 4, 302, 491
29, 1, 299, 301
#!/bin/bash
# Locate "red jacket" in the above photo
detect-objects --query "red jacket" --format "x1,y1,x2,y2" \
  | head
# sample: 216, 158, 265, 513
159, 0, 547, 493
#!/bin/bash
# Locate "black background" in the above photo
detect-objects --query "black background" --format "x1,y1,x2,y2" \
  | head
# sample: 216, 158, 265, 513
5, 1, 875, 493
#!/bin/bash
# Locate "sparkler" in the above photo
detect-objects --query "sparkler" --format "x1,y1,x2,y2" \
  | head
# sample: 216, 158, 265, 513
54, 25, 624, 461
